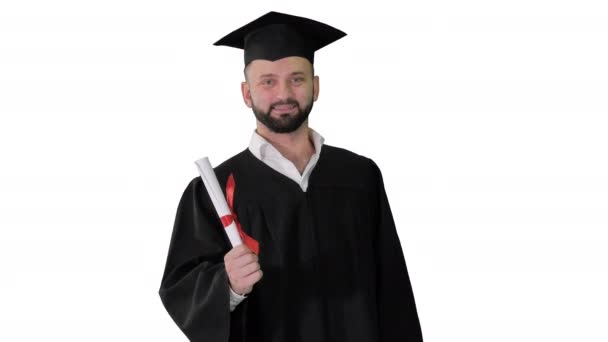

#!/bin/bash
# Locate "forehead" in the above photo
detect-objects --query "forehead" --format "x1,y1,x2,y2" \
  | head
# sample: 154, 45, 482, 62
246, 56, 313, 78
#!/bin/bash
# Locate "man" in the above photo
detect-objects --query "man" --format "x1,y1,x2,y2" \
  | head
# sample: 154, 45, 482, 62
159, 11, 423, 342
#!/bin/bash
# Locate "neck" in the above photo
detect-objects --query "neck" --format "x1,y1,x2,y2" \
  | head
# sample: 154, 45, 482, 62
256, 121, 315, 174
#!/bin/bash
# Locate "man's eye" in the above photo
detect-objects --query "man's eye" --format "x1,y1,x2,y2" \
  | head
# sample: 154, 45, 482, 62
262, 79, 274, 86
292, 77, 304, 84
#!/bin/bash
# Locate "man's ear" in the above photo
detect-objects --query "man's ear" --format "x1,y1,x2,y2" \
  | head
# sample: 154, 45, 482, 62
313, 75, 320, 102
241, 81, 252, 108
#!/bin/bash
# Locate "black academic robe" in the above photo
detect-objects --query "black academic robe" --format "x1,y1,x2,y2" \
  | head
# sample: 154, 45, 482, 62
159, 145, 423, 342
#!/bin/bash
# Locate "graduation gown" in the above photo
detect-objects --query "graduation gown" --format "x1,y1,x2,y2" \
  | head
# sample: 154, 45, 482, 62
159, 145, 423, 342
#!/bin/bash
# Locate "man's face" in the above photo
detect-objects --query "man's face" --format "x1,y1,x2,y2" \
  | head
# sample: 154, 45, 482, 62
241, 56, 319, 133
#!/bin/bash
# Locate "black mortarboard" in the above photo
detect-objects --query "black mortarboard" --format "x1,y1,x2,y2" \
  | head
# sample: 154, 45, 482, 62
214, 11, 347, 65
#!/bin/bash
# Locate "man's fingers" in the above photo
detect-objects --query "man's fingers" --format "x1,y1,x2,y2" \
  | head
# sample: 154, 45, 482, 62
224, 244, 252, 261
226, 255, 260, 279
231, 260, 261, 279
243, 269, 263, 285
234, 270, 262, 290
228, 266, 263, 295
226, 251, 258, 270
224, 244, 262, 294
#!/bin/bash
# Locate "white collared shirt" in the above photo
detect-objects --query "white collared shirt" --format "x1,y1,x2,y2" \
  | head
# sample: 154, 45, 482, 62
247, 128, 325, 192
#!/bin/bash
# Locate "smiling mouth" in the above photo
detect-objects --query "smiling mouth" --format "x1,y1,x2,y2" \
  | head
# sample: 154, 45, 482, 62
273, 104, 296, 109
271, 104, 297, 113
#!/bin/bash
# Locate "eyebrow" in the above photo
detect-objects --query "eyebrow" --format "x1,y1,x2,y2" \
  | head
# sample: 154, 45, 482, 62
258, 73, 277, 79
258, 71, 306, 79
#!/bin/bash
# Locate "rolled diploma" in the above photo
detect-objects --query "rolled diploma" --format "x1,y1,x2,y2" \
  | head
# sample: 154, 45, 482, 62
194, 157, 243, 248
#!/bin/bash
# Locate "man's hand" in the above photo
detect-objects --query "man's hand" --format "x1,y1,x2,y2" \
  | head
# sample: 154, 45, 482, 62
224, 244, 263, 295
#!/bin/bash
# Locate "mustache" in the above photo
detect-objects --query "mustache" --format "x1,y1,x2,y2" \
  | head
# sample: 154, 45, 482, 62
270, 99, 300, 109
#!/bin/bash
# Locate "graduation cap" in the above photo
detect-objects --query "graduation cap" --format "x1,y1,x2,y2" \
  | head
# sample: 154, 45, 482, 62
214, 11, 347, 65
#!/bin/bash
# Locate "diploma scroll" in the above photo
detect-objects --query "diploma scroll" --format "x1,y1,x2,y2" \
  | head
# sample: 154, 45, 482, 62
195, 157, 243, 248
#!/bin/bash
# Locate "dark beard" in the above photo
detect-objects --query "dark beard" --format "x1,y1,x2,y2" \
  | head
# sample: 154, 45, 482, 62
252, 98, 314, 134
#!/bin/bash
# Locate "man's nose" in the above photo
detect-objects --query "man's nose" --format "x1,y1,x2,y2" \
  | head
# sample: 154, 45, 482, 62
275, 81, 293, 101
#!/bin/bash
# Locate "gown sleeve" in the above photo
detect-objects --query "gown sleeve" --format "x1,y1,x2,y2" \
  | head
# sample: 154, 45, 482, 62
158, 177, 233, 342
372, 161, 424, 341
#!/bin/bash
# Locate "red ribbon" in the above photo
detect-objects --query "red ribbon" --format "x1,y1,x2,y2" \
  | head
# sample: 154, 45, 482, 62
220, 173, 259, 255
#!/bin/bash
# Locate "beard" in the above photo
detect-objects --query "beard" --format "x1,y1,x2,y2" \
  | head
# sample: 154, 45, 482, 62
252, 97, 314, 134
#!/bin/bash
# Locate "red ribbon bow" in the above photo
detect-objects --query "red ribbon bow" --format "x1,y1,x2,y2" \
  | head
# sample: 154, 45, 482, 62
220, 173, 259, 255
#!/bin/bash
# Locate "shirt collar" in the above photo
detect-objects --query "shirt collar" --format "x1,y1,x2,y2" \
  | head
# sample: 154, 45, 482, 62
248, 128, 325, 161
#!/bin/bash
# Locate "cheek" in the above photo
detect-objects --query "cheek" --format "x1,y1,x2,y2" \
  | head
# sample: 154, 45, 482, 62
250, 91, 272, 108
296, 86, 315, 102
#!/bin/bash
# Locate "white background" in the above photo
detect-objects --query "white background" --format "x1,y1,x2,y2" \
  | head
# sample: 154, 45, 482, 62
1, 0, 607, 341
